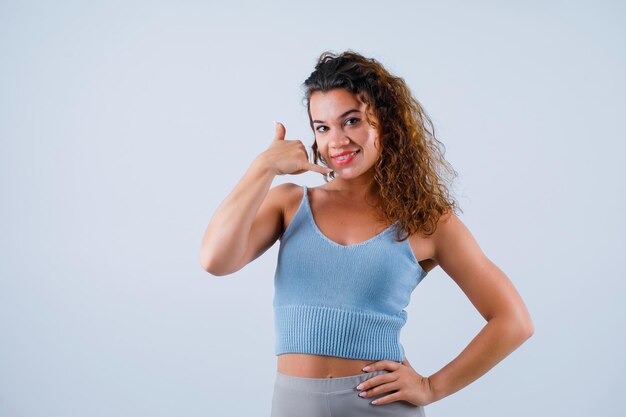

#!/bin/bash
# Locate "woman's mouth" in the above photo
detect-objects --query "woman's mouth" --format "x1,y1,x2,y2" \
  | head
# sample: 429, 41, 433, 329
332, 150, 360, 166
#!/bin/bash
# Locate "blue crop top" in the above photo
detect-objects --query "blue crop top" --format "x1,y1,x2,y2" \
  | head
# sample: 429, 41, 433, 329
273, 185, 428, 362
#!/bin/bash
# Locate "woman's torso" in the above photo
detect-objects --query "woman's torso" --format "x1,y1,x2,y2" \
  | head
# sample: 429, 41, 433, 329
276, 184, 437, 378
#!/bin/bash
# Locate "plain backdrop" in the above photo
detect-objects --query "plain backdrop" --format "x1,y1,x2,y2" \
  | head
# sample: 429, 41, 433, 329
1, 1, 624, 416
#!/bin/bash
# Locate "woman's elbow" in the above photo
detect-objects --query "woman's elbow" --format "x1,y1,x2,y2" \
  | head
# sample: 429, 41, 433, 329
199, 252, 226, 276
513, 310, 535, 341
521, 316, 535, 339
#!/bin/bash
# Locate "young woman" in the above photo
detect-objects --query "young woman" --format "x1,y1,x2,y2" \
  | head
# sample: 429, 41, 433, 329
200, 50, 534, 417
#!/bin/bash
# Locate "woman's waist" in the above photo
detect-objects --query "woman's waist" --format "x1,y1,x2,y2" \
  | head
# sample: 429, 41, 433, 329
276, 353, 376, 378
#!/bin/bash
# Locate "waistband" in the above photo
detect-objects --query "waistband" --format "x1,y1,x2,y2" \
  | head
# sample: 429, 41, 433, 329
274, 369, 390, 393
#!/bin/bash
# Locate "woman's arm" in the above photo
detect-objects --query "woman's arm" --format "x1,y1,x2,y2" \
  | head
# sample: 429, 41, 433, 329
199, 155, 278, 275
427, 212, 534, 403
199, 122, 331, 276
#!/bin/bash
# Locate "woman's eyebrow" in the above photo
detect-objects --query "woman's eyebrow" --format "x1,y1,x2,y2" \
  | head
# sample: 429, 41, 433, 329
313, 109, 361, 124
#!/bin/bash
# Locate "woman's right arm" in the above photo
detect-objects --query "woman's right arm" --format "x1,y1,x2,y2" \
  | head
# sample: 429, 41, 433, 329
199, 155, 279, 275
199, 122, 330, 276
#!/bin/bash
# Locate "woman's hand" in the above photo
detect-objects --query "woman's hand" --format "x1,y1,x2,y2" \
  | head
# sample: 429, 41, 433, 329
259, 122, 332, 176
356, 357, 435, 407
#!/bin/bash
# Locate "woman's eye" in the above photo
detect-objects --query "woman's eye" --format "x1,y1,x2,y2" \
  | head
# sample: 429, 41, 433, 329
316, 118, 359, 133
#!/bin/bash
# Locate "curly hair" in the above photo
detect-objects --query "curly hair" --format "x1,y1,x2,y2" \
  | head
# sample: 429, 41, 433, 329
302, 49, 462, 240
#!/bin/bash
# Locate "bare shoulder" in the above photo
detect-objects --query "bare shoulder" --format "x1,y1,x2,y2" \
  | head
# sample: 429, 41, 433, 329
431, 211, 477, 255
266, 182, 300, 202
406, 211, 465, 274
275, 182, 303, 196
270, 182, 302, 209
430, 210, 490, 279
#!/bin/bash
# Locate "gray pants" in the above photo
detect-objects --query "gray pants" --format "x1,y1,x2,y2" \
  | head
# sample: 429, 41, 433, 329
271, 369, 426, 417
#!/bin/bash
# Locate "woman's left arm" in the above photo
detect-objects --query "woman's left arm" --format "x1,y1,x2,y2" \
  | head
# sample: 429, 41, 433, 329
427, 211, 534, 403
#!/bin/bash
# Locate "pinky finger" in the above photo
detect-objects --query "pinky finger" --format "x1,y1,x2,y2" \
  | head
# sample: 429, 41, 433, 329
371, 392, 402, 406
307, 163, 332, 175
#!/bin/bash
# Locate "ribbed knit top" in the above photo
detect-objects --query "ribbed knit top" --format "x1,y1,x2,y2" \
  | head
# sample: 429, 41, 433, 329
273, 185, 428, 362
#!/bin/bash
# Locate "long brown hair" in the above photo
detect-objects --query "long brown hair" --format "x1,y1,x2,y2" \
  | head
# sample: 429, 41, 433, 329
303, 50, 462, 240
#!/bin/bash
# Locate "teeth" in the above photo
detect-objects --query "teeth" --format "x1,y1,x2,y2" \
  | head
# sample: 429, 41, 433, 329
336, 151, 357, 161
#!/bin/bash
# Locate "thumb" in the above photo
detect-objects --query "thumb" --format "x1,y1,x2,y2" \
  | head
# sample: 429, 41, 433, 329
273, 121, 286, 141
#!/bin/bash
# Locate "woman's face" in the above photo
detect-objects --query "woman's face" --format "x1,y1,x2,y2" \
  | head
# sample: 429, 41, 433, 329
310, 88, 380, 180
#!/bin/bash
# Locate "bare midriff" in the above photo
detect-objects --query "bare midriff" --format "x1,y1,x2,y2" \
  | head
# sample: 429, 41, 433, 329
277, 353, 377, 378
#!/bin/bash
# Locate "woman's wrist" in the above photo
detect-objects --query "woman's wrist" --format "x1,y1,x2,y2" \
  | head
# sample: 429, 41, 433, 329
426, 374, 448, 404
251, 153, 278, 178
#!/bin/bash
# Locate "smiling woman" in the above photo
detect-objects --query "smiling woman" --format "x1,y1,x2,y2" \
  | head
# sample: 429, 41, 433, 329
310, 88, 381, 179
199, 49, 534, 417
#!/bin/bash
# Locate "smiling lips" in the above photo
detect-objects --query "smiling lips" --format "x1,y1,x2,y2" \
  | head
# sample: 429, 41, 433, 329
332, 149, 360, 165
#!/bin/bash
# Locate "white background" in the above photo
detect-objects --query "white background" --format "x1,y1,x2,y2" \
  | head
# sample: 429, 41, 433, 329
1, 1, 624, 416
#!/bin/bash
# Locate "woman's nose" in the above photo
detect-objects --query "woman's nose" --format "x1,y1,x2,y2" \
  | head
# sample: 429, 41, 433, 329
329, 132, 350, 148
